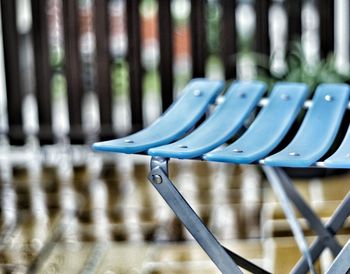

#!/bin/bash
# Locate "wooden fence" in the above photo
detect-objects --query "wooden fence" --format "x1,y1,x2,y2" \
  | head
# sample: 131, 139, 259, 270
0, 0, 337, 145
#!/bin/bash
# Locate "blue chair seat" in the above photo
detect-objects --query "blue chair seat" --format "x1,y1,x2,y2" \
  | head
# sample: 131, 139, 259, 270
93, 79, 350, 274
93, 79, 350, 168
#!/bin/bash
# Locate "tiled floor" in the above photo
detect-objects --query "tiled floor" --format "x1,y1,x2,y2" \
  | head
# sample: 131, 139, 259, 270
0, 150, 349, 273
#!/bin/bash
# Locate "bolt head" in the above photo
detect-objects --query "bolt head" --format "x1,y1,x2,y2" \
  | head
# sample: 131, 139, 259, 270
289, 152, 300, 156
193, 89, 202, 96
124, 139, 134, 143
152, 174, 163, 184
325, 95, 333, 102
233, 149, 243, 153
178, 144, 188, 148
281, 94, 290, 101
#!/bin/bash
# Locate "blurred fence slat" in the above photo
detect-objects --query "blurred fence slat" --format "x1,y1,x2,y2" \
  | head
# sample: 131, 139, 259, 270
62, 0, 84, 144
31, 0, 53, 145
0, 0, 343, 146
255, 0, 271, 58
94, 0, 115, 141
316, 0, 334, 58
220, 0, 236, 80
126, 0, 143, 131
158, 0, 173, 112
190, 0, 206, 78
0, 0, 25, 145
285, 0, 302, 45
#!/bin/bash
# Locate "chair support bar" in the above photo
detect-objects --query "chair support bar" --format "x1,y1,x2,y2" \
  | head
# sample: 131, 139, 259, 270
263, 167, 350, 274
149, 157, 270, 274
262, 166, 317, 274
94, 81, 350, 273
326, 239, 350, 274
273, 168, 342, 255
292, 192, 350, 274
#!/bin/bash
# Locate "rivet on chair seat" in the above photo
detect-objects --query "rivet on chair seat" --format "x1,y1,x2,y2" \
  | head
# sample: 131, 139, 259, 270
325, 95, 333, 101
289, 152, 300, 156
193, 89, 202, 96
239, 93, 246, 98
281, 94, 290, 101
178, 145, 188, 148
233, 149, 243, 153
124, 139, 134, 143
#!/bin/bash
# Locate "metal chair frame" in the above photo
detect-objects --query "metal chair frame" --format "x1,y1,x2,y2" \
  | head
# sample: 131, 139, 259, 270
94, 79, 350, 273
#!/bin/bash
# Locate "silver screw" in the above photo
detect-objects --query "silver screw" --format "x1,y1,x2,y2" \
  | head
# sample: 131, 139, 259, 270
233, 149, 243, 153
289, 152, 300, 156
325, 95, 333, 102
193, 89, 202, 97
178, 144, 188, 148
124, 139, 134, 143
281, 94, 290, 101
152, 174, 163, 184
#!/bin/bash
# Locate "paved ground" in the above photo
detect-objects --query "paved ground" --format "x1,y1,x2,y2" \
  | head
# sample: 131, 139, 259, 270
0, 150, 349, 273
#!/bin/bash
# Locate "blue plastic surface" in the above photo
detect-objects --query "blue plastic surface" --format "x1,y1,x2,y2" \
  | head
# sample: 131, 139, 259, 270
264, 83, 350, 167
324, 124, 350, 168
92, 79, 223, 154
204, 83, 309, 164
148, 81, 267, 158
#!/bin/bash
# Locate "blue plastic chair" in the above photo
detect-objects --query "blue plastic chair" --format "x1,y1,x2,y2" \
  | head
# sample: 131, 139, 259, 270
93, 79, 350, 274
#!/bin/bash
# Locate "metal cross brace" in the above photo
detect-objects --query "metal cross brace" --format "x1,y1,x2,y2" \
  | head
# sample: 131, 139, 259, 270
263, 166, 350, 274
292, 191, 350, 274
148, 157, 270, 274
263, 166, 317, 274
325, 239, 350, 274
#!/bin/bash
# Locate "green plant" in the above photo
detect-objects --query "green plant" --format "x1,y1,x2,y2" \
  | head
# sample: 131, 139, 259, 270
111, 58, 129, 98
256, 42, 350, 92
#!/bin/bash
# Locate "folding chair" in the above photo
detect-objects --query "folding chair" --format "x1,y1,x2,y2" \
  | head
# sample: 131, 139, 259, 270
93, 79, 350, 274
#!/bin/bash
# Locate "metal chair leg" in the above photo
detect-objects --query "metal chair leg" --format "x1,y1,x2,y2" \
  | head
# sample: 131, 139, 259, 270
274, 168, 342, 255
263, 167, 350, 274
149, 157, 270, 274
262, 166, 316, 274
326, 240, 350, 274
292, 192, 350, 274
